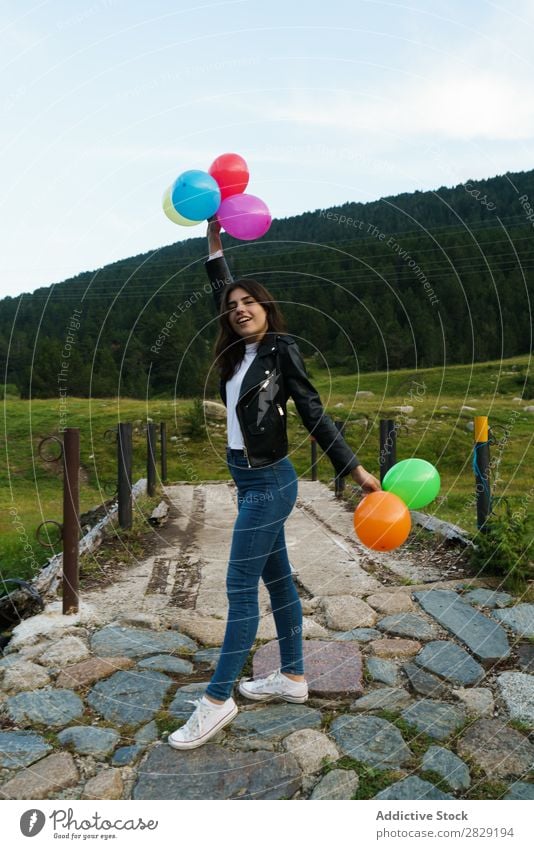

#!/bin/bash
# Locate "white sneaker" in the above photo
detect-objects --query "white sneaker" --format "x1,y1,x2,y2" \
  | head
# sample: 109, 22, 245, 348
238, 669, 308, 703
167, 696, 238, 750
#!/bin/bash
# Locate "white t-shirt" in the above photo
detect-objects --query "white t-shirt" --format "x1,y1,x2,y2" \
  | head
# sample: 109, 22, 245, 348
226, 343, 258, 448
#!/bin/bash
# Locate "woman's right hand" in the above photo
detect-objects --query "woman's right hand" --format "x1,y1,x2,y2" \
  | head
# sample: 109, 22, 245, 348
207, 216, 223, 256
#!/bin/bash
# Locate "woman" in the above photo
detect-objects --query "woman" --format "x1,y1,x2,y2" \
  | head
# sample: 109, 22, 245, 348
168, 221, 381, 750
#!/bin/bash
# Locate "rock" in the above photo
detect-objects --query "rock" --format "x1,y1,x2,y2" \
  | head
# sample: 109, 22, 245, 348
193, 648, 221, 669
457, 719, 534, 779
138, 655, 194, 675
168, 683, 209, 720
310, 768, 360, 800
321, 596, 377, 630
330, 715, 411, 768
415, 641, 484, 686
135, 721, 159, 744
365, 592, 415, 615
422, 746, 471, 790
369, 639, 422, 659
452, 687, 494, 718
504, 781, 534, 800
282, 729, 339, 774
517, 644, 534, 673
0, 752, 78, 799
87, 669, 173, 725
496, 672, 534, 725
377, 613, 438, 640
333, 628, 381, 642
352, 687, 413, 712
355, 391, 375, 398
524, 406, 534, 413
112, 745, 145, 766
414, 590, 510, 663
403, 662, 450, 698
6, 689, 84, 727
394, 405, 414, 414
1, 660, 52, 693
203, 400, 226, 421
230, 704, 322, 741
174, 611, 325, 644
91, 625, 197, 658
366, 657, 399, 686
374, 776, 453, 800
401, 700, 466, 740
0, 731, 52, 768
461, 405, 476, 411
56, 656, 134, 689
57, 726, 120, 758
133, 744, 301, 799
493, 604, 534, 638
253, 640, 364, 698
119, 613, 160, 629
83, 768, 123, 800
38, 636, 90, 666
463, 589, 512, 608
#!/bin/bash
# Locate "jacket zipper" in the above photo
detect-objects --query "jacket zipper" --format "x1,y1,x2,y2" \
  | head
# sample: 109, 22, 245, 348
236, 404, 252, 468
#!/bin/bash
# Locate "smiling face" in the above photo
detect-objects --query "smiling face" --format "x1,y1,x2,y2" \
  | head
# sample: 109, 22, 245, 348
226, 286, 269, 343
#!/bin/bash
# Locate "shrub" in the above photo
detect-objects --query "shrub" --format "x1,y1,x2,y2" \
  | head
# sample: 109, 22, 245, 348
183, 398, 207, 440
470, 498, 533, 593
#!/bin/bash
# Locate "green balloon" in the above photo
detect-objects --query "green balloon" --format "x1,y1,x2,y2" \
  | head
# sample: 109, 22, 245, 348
382, 458, 440, 509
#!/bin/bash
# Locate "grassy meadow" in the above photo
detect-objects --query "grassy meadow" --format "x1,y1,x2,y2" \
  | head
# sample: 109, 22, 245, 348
1, 353, 533, 586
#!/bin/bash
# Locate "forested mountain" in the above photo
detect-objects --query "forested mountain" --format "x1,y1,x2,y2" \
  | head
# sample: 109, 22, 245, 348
1, 168, 533, 399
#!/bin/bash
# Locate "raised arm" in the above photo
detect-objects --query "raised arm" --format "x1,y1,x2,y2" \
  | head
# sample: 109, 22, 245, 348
205, 218, 234, 312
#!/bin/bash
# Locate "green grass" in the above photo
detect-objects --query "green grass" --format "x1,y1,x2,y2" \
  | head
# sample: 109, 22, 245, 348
1, 353, 533, 584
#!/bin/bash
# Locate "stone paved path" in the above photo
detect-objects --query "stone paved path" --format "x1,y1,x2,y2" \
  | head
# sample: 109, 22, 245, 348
1, 481, 533, 800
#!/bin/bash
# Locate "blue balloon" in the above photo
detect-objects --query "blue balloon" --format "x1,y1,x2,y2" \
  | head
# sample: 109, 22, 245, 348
171, 170, 221, 220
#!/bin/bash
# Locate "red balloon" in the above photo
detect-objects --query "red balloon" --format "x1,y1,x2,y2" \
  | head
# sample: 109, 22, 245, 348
208, 152, 249, 201
353, 491, 411, 551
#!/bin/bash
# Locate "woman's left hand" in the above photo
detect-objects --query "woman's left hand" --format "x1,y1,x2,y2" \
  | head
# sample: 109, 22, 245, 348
350, 464, 381, 493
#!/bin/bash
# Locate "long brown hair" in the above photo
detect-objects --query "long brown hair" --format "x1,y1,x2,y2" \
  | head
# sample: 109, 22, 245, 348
214, 279, 287, 382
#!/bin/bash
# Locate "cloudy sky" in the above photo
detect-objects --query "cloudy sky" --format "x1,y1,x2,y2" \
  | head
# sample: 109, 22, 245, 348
1, 0, 533, 298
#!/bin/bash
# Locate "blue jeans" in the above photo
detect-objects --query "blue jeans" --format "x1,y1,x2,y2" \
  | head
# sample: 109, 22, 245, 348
205, 448, 304, 701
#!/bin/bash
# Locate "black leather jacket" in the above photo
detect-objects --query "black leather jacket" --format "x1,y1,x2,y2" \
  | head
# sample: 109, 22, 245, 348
205, 255, 360, 475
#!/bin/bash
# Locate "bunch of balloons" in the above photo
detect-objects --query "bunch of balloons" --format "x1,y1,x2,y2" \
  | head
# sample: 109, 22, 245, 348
353, 458, 440, 552
162, 152, 271, 241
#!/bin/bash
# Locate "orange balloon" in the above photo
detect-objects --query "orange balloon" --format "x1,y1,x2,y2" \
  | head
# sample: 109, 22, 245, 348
353, 491, 411, 551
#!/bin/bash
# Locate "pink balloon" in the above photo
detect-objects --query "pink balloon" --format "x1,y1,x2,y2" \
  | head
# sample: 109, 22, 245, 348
216, 193, 271, 240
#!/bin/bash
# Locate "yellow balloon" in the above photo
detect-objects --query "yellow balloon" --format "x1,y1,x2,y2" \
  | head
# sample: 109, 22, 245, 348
162, 185, 201, 226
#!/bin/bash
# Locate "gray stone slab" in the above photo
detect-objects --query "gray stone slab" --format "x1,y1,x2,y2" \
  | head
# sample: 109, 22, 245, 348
330, 715, 411, 768
366, 658, 399, 686
112, 745, 145, 766
57, 726, 119, 758
492, 604, 534, 638
0, 731, 52, 768
87, 669, 173, 726
374, 776, 454, 800
254, 639, 363, 697
133, 743, 302, 799
193, 648, 221, 669
401, 699, 466, 740
463, 589, 512, 608
414, 590, 510, 662
168, 683, 209, 720
230, 704, 322, 741
309, 769, 360, 800
457, 719, 534, 779
6, 689, 84, 728
90, 625, 197, 658
496, 672, 534, 725
352, 687, 413, 712
517, 644, 534, 673
504, 781, 534, 800
415, 641, 484, 686
403, 662, 451, 698
377, 613, 437, 640
134, 721, 159, 744
422, 745, 471, 790
137, 655, 193, 675
333, 628, 381, 643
